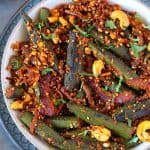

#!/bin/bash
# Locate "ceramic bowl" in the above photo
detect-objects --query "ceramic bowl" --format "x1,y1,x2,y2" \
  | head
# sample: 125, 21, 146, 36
1, 0, 150, 149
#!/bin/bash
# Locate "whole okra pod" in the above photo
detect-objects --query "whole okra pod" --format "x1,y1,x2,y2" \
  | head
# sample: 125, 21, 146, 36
67, 103, 133, 139
20, 112, 103, 150
47, 116, 81, 129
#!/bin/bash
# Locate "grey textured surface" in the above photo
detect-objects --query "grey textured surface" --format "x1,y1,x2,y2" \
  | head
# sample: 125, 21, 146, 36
0, 0, 24, 34
0, 1, 24, 149
0, 0, 149, 150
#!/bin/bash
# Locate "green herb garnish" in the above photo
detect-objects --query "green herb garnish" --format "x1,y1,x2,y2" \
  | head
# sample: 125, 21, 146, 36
115, 76, 123, 92
127, 135, 139, 144
72, 23, 91, 37
103, 44, 115, 50
41, 67, 54, 76
76, 90, 85, 99
76, 82, 85, 98
54, 99, 66, 106
35, 22, 44, 31
41, 33, 56, 41
127, 118, 132, 127
87, 25, 96, 34
129, 35, 139, 42
130, 43, 147, 58
78, 130, 89, 136
105, 20, 116, 29
104, 85, 109, 91
142, 24, 150, 30
79, 72, 94, 77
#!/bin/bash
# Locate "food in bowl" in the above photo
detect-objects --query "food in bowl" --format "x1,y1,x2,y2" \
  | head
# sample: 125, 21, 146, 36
5, 0, 150, 149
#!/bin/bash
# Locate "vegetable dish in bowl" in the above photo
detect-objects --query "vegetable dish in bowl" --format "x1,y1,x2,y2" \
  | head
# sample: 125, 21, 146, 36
4, 0, 150, 149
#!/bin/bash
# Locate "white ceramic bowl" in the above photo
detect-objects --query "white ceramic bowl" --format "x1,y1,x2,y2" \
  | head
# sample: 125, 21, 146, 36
1, 0, 150, 150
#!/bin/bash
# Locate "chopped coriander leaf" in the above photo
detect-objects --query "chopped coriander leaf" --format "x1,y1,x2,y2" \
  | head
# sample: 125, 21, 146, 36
130, 43, 147, 58
105, 20, 116, 29
41, 33, 56, 41
76, 82, 85, 98
127, 135, 139, 144
134, 13, 143, 21
142, 24, 150, 30
54, 99, 66, 106
129, 35, 139, 42
87, 25, 96, 34
79, 72, 94, 77
78, 130, 89, 136
35, 22, 44, 31
115, 76, 123, 93
41, 67, 54, 76
72, 24, 90, 37
127, 118, 132, 127
104, 85, 109, 91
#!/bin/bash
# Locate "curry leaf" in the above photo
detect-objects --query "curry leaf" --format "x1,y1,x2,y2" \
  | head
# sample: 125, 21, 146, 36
41, 67, 54, 76
130, 43, 147, 58
35, 22, 44, 31
54, 99, 66, 106
105, 20, 116, 29
103, 44, 115, 50
41, 33, 56, 41
87, 25, 96, 34
115, 76, 123, 92
72, 24, 89, 37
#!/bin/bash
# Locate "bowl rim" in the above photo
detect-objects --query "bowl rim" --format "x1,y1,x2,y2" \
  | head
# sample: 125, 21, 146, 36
1, 0, 150, 150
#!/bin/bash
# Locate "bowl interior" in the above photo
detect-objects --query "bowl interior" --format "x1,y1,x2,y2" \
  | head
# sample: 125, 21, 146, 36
1, 0, 150, 150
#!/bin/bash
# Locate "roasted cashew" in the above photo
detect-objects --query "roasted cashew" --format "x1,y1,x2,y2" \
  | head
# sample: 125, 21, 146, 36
90, 126, 111, 142
136, 120, 150, 142
92, 59, 105, 77
111, 10, 130, 29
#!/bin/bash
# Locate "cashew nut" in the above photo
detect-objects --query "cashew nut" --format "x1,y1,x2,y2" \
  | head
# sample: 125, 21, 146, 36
48, 16, 58, 23
136, 120, 150, 142
10, 93, 32, 110
90, 126, 111, 142
147, 42, 150, 52
59, 17, 69, 27
92, 59, 104, 77
111, 10, 130, 29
